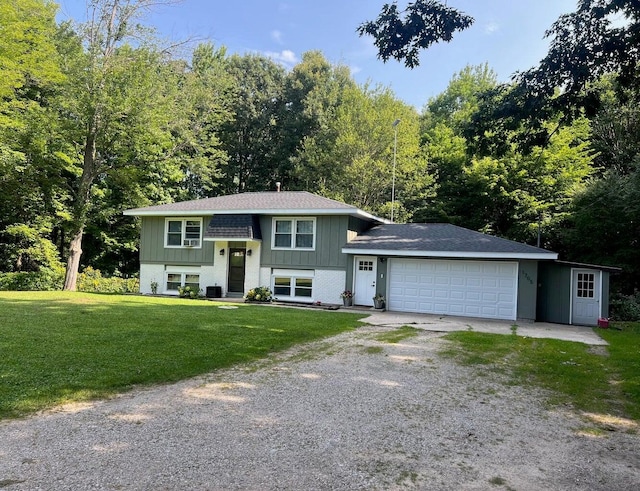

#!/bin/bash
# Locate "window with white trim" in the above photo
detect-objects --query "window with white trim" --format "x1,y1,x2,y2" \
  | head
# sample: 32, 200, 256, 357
165, 218, 202, 248
576, 272, 595, 298
272, 218, 315, 250
272, 270, 314, 300
165, 271, 200, 292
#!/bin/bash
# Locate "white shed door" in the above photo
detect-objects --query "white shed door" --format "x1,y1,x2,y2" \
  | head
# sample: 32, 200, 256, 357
388, 259, 518, 320
571, 269, 601, 326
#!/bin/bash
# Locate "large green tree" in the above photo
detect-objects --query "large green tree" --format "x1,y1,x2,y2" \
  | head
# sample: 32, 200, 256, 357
558, 81, 640, 292
217, 54, 286, 193
59, 0, 183, 290
420, 66, 594, 244
285, 52, 355, 190
297, 84, 427, 220
0, 0, 67, 275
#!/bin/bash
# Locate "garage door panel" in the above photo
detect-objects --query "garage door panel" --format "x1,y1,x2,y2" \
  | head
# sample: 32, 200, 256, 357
450, 291, 464, 300
389, 259, 517, 321
451, 277, 465, 286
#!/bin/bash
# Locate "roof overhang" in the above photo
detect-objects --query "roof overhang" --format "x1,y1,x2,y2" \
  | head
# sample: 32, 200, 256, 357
341, 248, 559, 260
204, 237, 262, 242
554, 260, 621, 273
124, 208, 387, 222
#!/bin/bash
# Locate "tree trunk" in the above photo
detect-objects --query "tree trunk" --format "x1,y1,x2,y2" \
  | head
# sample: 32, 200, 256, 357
63, 227, 84, 291
63, 122, 98, 291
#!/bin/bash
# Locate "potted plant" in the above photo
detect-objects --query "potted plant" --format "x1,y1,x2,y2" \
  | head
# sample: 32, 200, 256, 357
340, 290, 353, 307
373, 294, 385, 310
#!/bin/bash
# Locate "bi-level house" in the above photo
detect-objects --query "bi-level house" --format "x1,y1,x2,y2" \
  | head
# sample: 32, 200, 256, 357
124, 191, 616, 326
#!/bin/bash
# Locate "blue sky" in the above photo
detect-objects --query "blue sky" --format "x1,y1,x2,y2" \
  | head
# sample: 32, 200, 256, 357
57, 0, 578, 109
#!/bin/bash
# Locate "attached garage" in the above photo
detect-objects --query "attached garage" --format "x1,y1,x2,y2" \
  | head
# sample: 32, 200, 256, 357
343, 223, 560, 322
388, 258, 518, 320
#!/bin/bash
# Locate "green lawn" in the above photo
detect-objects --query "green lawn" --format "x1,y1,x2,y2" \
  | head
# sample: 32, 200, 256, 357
440, 322, 640, 421
0, 292, 365, 419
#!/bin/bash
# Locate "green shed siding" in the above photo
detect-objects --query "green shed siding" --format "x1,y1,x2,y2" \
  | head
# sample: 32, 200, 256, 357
140, 216, 215, 265
537, 262, 571, 324
602, 272, 610, 318
517, 260, 538, 321
259, 215, 351, 269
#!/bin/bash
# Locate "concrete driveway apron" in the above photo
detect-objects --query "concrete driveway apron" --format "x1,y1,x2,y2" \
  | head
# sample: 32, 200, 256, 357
362, 311, 608, 346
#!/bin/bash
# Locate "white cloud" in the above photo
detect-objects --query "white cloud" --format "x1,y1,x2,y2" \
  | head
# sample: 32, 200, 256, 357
349, 65, 362, 75
484, 22, 499, 34
271, 30, 283, 44
264, 49, 299, 66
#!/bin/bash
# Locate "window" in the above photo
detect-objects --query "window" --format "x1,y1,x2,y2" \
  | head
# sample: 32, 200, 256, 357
165, 271, 200, 293
165, 218, 202, 248
294, 277, 313, 297
272, 218, 315, 250
358, 260, 374, 271
271, 270, 314, 300
273, 277, 291, 296
576, 272, 595, 298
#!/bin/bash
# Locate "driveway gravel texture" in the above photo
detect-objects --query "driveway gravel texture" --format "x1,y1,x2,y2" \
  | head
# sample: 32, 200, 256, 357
1, 325, 639, 490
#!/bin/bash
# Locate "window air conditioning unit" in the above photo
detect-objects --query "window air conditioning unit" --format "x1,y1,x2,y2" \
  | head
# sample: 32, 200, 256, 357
183, 239, 200, 247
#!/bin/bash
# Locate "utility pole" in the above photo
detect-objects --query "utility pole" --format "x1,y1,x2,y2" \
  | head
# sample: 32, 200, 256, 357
391, 119, 400, 223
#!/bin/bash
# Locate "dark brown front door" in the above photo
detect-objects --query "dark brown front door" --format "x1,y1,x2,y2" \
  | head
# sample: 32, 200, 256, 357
228, 248, 246, 293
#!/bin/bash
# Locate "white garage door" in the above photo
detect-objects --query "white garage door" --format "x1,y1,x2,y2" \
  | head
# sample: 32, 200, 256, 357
388, 259, 518, 320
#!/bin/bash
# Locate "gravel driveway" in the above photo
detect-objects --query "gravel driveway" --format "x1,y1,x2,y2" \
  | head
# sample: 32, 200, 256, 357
1, 325, 639, 490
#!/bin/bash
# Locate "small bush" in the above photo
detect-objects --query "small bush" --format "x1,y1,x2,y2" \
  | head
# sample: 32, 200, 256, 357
245, 286, 273, 302
177, 285, 202, 299
610, 291, 640, 321
0, 268, 64, 291
76, 267, 139, 294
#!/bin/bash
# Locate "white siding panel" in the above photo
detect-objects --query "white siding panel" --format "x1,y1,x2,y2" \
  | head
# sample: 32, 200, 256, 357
388, 259, 517, 321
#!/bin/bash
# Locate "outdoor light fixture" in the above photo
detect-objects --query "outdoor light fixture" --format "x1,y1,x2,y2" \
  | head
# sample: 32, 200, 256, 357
219, 249, 225, 256
247, 249, 252, 256
391, 119, 401, 223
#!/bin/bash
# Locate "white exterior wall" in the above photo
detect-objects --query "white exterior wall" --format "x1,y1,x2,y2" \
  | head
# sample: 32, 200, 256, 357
199, 265, 216, 294
140, 263, 215, 296
243, 241, 262, 293
211, 240, 228, 296
313, 269, 346, 304
258, 267, 345, 304
259, 267, 271, 288
140, 263, 165, 294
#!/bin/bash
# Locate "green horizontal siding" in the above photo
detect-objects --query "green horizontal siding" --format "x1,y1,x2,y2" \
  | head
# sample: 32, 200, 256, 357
140, 216, 215, 265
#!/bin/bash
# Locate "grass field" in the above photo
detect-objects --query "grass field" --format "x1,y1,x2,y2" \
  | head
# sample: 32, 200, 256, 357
0, 292, 365, 419
441, 322, 640, 421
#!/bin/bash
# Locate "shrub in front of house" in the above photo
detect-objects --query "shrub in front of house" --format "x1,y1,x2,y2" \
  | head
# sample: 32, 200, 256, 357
76, 267, 139, 294
177, 285, 202, 299
0, 267, 65, 291
245, 286, 273, 302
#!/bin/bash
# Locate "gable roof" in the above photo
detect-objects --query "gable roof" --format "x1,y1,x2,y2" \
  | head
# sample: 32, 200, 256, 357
123, 191, 386, 222
342, 223, 558, 260
204, 214, 262, 241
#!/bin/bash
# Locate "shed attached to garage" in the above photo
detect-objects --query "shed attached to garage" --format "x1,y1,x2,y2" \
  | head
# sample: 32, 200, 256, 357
342, 223, 573, 323
536, 260, 620, 326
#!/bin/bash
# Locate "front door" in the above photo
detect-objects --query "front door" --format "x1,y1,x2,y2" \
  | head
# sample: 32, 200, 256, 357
572, 269, 601, 326
354, 256, 377, 306
228, 248, 246, 294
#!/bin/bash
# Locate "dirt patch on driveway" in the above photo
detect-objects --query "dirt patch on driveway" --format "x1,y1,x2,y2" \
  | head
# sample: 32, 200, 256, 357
1, 326, 638, 490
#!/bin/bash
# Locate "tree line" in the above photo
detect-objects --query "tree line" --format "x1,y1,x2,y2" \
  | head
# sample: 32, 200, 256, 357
0, 0, 638, 305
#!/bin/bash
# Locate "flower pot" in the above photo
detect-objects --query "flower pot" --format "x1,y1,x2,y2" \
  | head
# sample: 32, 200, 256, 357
373, 299, 385, 310
342, 298, 353, 307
